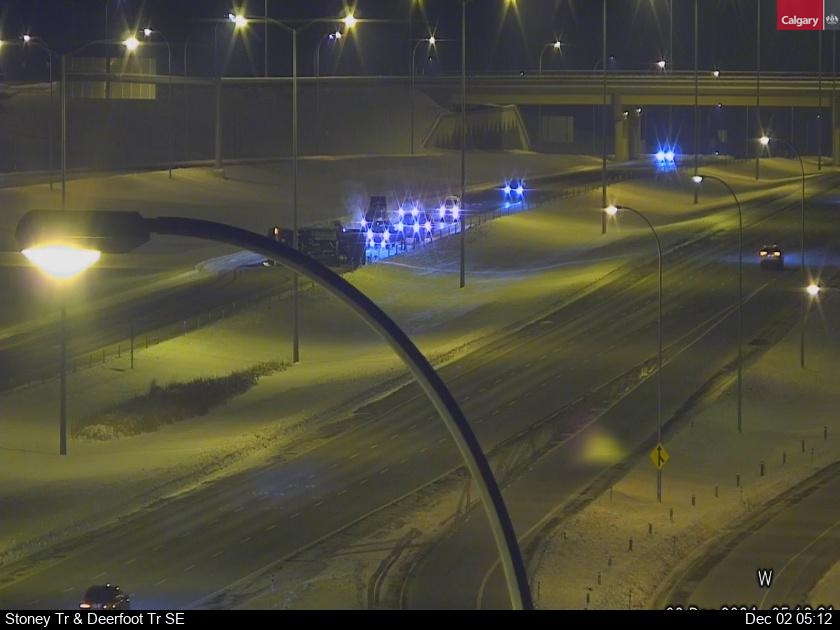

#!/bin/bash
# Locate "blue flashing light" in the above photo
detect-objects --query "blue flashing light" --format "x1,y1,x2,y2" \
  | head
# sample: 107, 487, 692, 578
439, 206, 445, 218
413, 223, 420, 232
411, 207, 419, 217
664, 150, 675, 162
361, 219, 367, 228
425, 221, 432, 230
398, 207, 404, 217
503, 184, 512, 195
515, 185, 525, 196
396, 222, 404, 231
453, 208, 460, 220
655, 150, 666, 162
366, 229, 374, 240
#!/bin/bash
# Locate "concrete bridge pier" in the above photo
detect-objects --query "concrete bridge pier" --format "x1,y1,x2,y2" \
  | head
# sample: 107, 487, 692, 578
613, 94, 627, 161
612, 94, 642, 161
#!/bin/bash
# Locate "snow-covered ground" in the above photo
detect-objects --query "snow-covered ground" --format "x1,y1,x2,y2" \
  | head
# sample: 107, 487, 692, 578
0, 155, 832, 610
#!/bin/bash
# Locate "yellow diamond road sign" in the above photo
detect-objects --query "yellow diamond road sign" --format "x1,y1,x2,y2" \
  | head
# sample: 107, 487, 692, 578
650, 443, 670, 470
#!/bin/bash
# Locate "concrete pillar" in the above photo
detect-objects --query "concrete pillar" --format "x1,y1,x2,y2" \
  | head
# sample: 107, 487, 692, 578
612, 93, 629, 162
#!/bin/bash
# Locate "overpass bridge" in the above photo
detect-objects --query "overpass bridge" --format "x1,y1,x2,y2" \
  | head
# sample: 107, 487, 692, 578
63, 70, 840, 164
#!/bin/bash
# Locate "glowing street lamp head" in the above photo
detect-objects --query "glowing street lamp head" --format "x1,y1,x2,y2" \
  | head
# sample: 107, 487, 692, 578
22, 34, 32, 43
806, 283, 821, 297
604, 205, 619, 217
342, 14, 357, 29
553, 40, 562, 50
712, 69, 720, 78
229, 13, 248, 28
656, 59, 666, 70
428, 36, 436, 45
143, 28, 153, 38
691, 175, 703, 184
123, 36, 140, 52
22, 246, 101, 280
759, 135, 770, 147
333, 30, 342, 40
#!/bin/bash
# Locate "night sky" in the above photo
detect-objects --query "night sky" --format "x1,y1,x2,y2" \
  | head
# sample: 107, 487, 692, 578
0, 1, 831, 80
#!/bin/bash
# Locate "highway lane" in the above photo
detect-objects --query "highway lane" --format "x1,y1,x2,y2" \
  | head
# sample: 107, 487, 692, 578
407, 190, 840, 609
660, 461, 840, 610
0, 170, 823, 610
0, 161, 638, 393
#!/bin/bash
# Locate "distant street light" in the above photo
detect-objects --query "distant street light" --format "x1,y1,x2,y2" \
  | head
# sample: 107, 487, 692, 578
604, 204, 664, 502
691, 174, 744, 432
410, 35, 439, 155
656, 59, 666, 70
806, 283, 820, 297
538, 40, 563, 74
15, 208, 533, 611
20, 34, 57, 191
759, 135, 807, 367
141, 27, 174, 179
314, 30, 343, 152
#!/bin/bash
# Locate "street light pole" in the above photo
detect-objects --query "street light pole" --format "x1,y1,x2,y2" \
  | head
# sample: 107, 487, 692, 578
143, 29, 173, 178
692, 174, 743, 433
818, 31, 822, 171
16, 208, 533, 611
59, 301, 67, 455
410, 37, 434, 156
601, 0, 607, 235
460, 0, 467, 289
755, 1, 761, 180
314, 31, 341, 154
760, 135, 806, 367
693, 0, 699, 204
605, 204, 663, 502
538, 41, 562, 75
292, 28, 299, 363
22, 37, 56, 191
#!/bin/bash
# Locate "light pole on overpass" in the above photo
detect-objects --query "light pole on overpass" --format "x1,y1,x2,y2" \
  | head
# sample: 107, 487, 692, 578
15, 208, 534, 611
21, 35, 56, 192
691, 174, 744, 433
605, 204, 664, 503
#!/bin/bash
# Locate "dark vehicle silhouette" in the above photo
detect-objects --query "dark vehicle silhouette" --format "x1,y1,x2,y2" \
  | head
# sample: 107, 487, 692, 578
79, 584, 130, 610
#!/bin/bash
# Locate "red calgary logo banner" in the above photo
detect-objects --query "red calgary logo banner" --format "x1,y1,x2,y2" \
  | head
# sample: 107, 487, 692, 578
777, 0, 823, 29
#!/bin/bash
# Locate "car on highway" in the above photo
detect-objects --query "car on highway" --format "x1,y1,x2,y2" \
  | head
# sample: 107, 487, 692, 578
398, 206, 434, 243
366, 218, 405, 252
438, 195, 461, 224
759, 243, 784, 270
79, 584, 131, 610
502, 178, 526, 201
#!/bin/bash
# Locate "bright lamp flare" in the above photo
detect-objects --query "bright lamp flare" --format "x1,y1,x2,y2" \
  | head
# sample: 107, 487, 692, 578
143, 28, 152, 37
759, 135, 770, 146
22, 34, 32, 43
123, 36, 140, 51
343, 14, 357, 29
604, 205, 619, 216
230, 14, 248, 28
22, 246, 101, 279
553, 40, 562, 49
691, 175, 703, 184
428, 36, 436, 45
806, 283, 820, 297
657, 59, 666, 69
